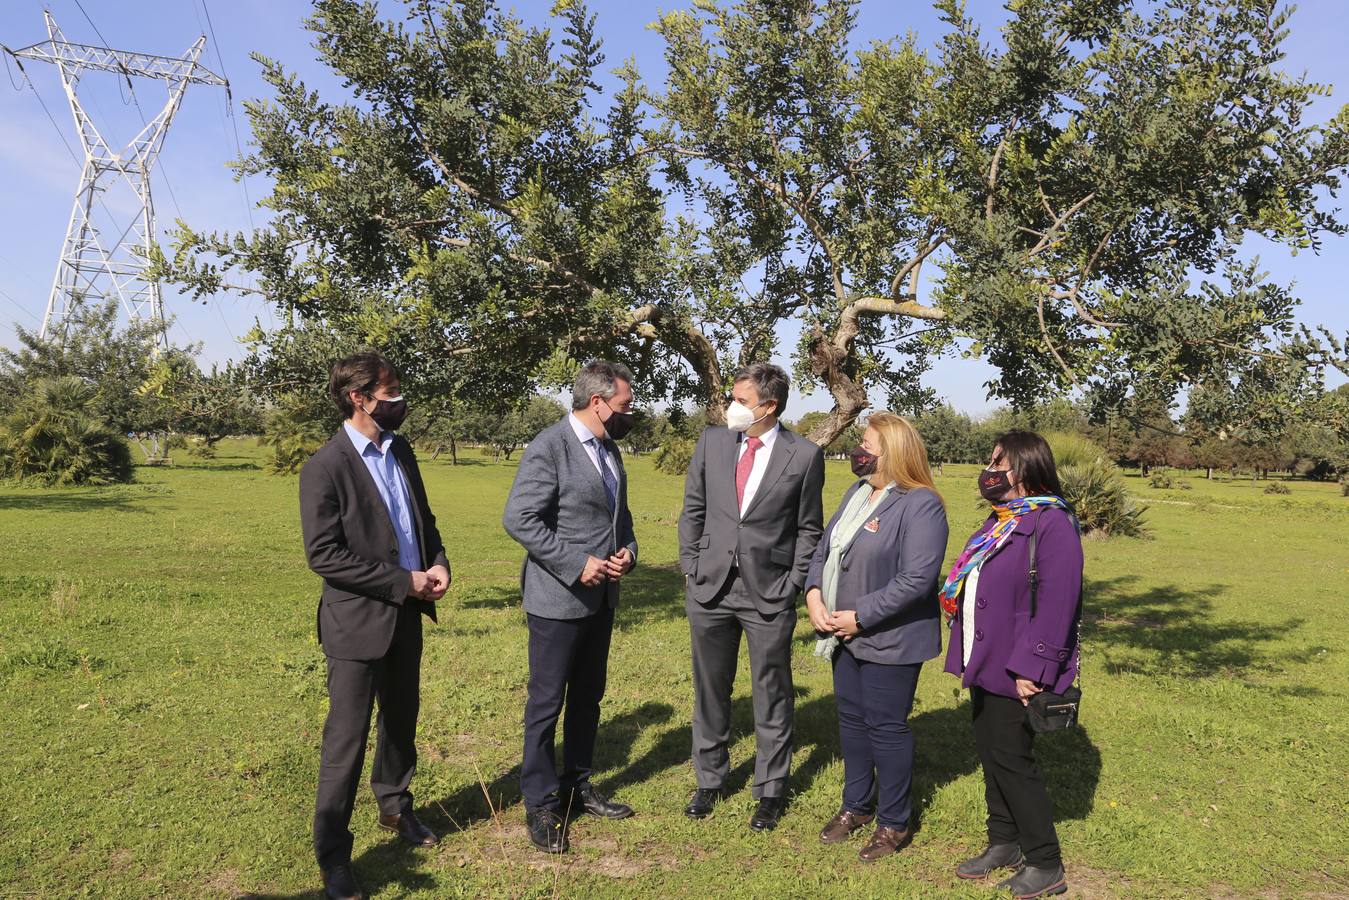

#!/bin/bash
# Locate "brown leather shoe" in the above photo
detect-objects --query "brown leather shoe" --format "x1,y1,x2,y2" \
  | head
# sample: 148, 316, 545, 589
378, 810, 438, 847
858, 825, 912, 862
819, 809, 875, 845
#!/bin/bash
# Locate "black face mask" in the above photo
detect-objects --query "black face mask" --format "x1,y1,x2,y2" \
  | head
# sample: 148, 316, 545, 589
364, 395, 408, 432
849, 446, 878, 478
600, 400, 636, 441
978, 468, 1012, 502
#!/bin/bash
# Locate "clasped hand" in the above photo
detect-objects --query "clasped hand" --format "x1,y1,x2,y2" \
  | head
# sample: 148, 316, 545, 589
409, 565, 451, 602
580, 548, 633, 588
804, 588, 861, 640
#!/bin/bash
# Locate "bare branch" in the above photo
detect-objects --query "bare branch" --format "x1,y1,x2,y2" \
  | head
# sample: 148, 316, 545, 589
986, 117, 1018, 219
1036, 288, 1079, 387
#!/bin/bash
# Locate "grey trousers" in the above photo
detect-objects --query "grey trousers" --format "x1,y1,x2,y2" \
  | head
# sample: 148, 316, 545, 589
686, 572, 796, 798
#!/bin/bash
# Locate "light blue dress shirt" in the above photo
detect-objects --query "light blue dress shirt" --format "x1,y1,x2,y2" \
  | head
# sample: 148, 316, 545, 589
343, 422, 422, 572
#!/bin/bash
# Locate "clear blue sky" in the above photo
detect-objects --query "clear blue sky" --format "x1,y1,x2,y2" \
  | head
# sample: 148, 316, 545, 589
2, 0, 1345, 415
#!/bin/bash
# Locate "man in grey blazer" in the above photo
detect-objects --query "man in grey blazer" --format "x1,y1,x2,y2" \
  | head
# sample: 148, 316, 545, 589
678, 362, 825, 831
502, 360, 640, 854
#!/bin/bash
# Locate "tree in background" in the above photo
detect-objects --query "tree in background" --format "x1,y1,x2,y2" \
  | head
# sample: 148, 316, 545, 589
0, 376, 135, 486
652, 0, 1349, 446
156, 0, 1349, 448
0, 300, 261, 464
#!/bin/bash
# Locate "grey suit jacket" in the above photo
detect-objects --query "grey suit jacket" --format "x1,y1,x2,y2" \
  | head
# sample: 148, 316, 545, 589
502, 416, 639, 620
679, 425, 825, 614
805, 481, 949, 665
299, 430, 449, 661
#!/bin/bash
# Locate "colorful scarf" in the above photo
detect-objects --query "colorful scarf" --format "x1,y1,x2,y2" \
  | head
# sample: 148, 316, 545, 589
938, 495, 1069, 625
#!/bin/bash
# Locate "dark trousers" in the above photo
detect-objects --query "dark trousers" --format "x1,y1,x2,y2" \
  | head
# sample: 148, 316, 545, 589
313, 605, 422, 870
832, 647, 922, 829
522, 606, 614, 812
686, 572, 796, 799
971, 686, 1062, 866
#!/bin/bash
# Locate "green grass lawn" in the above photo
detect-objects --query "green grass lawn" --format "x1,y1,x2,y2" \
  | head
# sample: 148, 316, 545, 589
1, 440, 1346, 898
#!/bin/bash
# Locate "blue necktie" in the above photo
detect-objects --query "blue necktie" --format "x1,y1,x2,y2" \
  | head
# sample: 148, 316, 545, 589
592, 438, 618, 512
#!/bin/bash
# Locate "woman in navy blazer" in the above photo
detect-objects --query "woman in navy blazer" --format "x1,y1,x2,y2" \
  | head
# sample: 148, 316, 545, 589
805, 413, 949, 862
942, 430, 1083, 899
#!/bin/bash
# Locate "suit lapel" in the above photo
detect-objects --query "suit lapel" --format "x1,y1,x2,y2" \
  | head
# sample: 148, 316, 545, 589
391, 437, 427, 554
841, 486, 909, 558
742, 428, 799, 519
723, 428, 741, 516
332, 429, 399, 540
562, 418, 617, 532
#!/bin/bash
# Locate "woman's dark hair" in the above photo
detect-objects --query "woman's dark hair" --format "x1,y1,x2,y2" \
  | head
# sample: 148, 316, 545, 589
329, 351, 398, 418
992, 429, 1066, 499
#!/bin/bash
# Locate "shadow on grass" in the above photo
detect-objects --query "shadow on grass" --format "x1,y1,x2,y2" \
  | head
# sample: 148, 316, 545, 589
1086, 575, 1311, 681
461, 563, 687, 626
0, 490, 151, 513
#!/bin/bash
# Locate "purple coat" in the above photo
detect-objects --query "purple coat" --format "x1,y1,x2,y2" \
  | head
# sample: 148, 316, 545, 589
943, 507, 1083, 699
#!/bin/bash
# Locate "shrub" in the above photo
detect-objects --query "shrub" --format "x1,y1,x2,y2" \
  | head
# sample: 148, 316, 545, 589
654, 437, 696, 475
1043, 431, 1147, 537
1148, 472, 1174, 489
1263, 482, 1291, 495
0, 376, 134, 486
259, 394, 332, 475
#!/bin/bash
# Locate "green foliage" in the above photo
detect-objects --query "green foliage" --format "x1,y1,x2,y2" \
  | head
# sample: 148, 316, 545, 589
155, 0, 1349, 450
1263, 481, 1291, 495
0, 377, 134, 486
1148, 471, 1173, 489
1043, 430, 1146, 537
653, 436, 696, 475
260, 394, 335, 475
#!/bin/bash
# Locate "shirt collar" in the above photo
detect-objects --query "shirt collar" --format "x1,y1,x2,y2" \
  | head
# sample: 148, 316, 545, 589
568, 411, 605, 444
344, 421, 393, 456
740, 421, 780, 448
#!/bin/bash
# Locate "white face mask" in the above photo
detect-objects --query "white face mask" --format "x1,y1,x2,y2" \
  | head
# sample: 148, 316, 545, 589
725, 399, 770, 433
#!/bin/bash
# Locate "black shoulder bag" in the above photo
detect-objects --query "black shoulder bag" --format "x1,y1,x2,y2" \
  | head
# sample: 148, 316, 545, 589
1024, 523, 1083, 733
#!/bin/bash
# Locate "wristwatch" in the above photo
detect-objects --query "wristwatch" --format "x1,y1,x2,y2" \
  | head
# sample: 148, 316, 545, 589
854, 611, 865, 633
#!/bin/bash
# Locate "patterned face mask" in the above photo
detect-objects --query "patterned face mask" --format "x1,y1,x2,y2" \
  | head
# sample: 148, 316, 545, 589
977, 467, 1012, 502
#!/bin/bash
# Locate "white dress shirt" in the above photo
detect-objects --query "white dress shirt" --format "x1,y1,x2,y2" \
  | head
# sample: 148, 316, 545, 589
568, 412, 619, 481
737, 422, 780, 517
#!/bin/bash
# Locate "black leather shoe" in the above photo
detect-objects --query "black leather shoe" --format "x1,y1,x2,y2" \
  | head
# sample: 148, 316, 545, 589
748, 796, 786, 832
526, 807, 569, 854
684, 787, 724, 819
572, 784, 634, 820
378, 809, 438, 847
321, 864, 364, 900
997, 863, 1068, 898
956, 842, 1024, 879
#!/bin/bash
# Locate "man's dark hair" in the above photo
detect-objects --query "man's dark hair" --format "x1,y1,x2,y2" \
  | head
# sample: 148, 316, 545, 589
733, 361, 790, 418
571, 359, 634, 411
992, 429, 1067, 499
329, 352, 399, 419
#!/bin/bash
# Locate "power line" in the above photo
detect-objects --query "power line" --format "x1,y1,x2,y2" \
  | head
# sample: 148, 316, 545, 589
66, 1, 189, 225
0, 285, 41, 324
199, 0, 256, 231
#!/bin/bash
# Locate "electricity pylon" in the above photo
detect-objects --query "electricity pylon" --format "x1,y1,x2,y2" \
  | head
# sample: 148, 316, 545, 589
10, 12, 227, 347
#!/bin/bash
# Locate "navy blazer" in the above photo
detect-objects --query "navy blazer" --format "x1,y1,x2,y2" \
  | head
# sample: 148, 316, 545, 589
805, 481, 949, 665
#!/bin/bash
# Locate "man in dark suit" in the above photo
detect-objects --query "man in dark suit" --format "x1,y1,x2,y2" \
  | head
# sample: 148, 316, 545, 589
300, 352, 450, 900
502, 360, 640, 853
678, 362, 825, 831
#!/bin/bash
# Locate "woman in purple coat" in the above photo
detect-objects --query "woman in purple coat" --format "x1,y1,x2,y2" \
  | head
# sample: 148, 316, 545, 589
941, 431, 1082, 899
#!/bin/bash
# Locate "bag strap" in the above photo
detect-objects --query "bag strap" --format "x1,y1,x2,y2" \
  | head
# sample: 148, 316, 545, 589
1026, 509, 1084, 688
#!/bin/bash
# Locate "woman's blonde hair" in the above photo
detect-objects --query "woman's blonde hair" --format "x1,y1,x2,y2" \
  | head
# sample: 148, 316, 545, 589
864, 412, 943, 504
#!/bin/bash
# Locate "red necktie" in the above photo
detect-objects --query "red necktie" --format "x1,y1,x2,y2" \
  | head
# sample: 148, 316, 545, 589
735, 435, 764, 512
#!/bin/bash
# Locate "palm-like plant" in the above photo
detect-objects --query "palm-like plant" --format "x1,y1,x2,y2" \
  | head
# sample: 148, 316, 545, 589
0, 377, 134, 485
